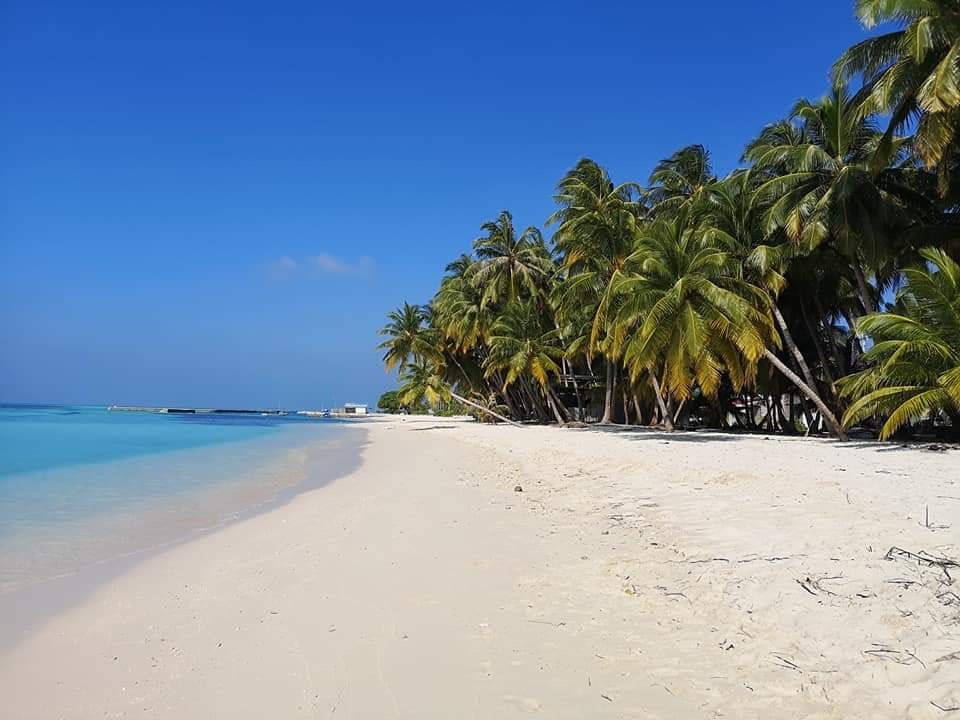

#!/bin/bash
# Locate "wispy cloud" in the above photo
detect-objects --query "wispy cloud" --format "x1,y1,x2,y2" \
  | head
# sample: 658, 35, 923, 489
310, 253, 374, 275
264, 253, 374, 280
265, 255, 298, 280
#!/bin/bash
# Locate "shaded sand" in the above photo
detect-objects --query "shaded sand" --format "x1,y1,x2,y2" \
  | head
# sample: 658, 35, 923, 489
1, 416, 958, 718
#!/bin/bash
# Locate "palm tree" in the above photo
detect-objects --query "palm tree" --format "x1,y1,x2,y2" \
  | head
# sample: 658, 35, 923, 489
645, 144, 717, 218
614, 210, 850, 439
549, 158, 643, 422
744, 85, 927, 315
614, 209, 769, 403
834, 0, 960, 192
397, 359, 521, 427
699, 170, 836, 411
432, 256, 491, 354
838, 248, 960, 439
377, 302, 439, 370
471, 211, 554, 307
484, 302, 569, 424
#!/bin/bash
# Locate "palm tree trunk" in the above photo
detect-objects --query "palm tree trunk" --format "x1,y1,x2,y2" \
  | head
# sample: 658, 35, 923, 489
852, 262, 877, 315
450, 391, 523, 427
799, 301, 836, 393
762, 349, 848, 440
672, 399, 686, 425
521, 377, 549, 422
545, 386, 570, 425
571, 374, 583, 421
814, 295, 847, 376
772, 305, 820, 397
650, 374, 674, 432
601, 360, 616, 424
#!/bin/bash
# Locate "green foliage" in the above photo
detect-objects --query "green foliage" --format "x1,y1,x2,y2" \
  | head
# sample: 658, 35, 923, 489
838, 249, 960, 438
834, 0, 960, 191
373, 3, 960, 438
376, 390, 402, 413
615, 209, 775, 399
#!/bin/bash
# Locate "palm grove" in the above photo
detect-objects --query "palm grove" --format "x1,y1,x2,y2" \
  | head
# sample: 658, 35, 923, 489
378, 1, 960, 441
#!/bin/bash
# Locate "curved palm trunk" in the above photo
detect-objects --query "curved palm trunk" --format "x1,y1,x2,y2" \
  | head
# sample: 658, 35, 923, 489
450, 391, 523, 427
762, 349, 848, 440
773, 305, 820, 398
544, 386, 567, 425
650, 374, 674, 432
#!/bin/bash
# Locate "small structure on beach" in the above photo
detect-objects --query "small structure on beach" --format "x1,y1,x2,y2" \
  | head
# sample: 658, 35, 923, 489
343, 403, 368, 416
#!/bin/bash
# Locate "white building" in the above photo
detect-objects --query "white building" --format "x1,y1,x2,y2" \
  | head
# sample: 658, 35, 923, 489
343, 403, 368, 415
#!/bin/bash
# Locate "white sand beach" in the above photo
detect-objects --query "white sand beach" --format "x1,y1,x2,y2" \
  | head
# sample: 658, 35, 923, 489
1, 416, 958, 718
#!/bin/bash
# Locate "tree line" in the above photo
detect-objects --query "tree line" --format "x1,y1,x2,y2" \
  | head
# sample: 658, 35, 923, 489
378, 1, 960, 441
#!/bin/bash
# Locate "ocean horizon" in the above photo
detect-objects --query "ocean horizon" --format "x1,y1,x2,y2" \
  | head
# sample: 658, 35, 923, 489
0, 404, 360, 593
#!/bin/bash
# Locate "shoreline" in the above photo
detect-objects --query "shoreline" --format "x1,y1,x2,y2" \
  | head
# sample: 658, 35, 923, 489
1, 416, 957, 718
0, 425, 368, 652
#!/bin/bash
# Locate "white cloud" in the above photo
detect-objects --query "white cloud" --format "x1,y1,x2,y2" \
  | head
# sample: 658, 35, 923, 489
265, 253, 374, 280
310, 253, 374, 275
311, 253, 350, 273
265, 255, 298, 280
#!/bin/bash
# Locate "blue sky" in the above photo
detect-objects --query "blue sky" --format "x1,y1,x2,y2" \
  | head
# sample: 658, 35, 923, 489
2, 1, 870, 408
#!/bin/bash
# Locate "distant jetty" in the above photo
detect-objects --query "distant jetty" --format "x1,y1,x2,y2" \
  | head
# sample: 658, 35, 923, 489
108, 405, 289, 416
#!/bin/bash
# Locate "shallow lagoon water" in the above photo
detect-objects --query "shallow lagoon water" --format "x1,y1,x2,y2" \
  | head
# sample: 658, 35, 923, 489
0, 405, 355, 592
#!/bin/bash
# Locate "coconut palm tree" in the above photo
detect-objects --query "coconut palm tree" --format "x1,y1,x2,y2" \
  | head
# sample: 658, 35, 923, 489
698, 170, 838, 409
834, 0, 960, 192
744, 85, 928, 315
646, 144, 717, 218
432, 256, 491, 354
838, 248, 960, 438
548, 158, 643, 422
397, 359, 521, 426
614, 209, 769, 401
471, 211, 555, 307
484, 302, 570, 424
614, 209, 849, 439
377, 302, 439, 370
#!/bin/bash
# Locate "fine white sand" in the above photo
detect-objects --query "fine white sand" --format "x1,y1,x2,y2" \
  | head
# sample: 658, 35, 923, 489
1, 416, 958, 718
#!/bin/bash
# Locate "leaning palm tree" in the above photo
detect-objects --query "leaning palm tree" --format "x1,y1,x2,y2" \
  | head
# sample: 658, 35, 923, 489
699, 169, 833, 406
834, 0, 960, 192
397, 359, 521, 427
838, 248, 960, 439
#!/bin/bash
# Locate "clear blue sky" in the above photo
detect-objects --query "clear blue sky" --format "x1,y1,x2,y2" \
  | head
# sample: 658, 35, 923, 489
2, 1, 869, 409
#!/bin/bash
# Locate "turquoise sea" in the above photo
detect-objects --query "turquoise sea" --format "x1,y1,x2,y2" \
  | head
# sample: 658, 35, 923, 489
0, 404, 356, 592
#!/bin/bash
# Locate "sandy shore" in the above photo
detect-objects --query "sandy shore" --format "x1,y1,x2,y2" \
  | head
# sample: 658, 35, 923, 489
1, 416, 958, 718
